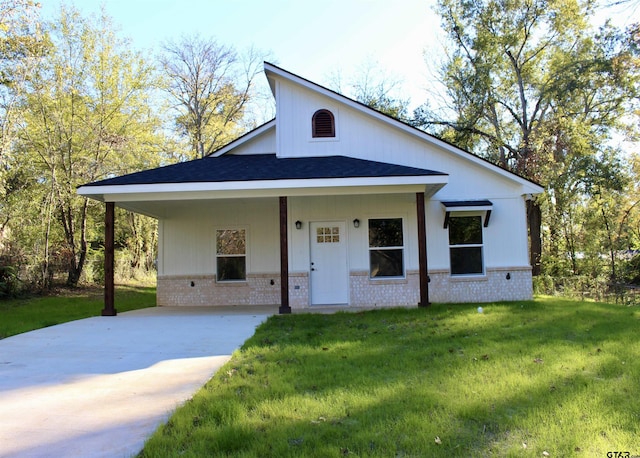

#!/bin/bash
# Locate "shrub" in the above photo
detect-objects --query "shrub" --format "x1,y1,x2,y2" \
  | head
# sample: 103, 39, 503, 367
0, 265, 23, 298
623, 254, 640, 285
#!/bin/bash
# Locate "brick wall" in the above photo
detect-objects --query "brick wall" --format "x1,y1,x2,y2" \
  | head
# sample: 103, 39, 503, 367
428, 267, 533, 303
156, 267, 533, 307
157, 273, 280, 307
350, 270, 420, 307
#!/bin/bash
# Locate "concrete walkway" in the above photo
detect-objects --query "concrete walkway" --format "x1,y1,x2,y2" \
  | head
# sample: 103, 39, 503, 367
0, 306, 276, 458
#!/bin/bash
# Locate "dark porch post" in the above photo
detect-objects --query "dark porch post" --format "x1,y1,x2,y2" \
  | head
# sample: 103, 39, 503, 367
279, 196, 291, 314
102, 201, 117, 316
416, 192, 430, 307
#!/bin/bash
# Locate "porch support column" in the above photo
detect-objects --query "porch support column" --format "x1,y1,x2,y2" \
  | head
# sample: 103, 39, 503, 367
416, 192, 430, 307
279, 196, 291, 314
102, 201, 117, 316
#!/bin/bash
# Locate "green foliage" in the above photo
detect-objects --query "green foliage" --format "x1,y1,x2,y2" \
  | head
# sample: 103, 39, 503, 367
420, 0, 640, 284
0, 264, 22, 298
329, 60, 412, 122
623, 254, 640, 285
4, 4, 165, 288
140, 299, 640, 456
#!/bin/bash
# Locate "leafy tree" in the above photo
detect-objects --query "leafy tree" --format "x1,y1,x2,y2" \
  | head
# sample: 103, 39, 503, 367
0, 0, 45, 231
160, 35, 265, 159
417, 0, 640, 276
16, 5, 164, 287
329, 60, 412, 121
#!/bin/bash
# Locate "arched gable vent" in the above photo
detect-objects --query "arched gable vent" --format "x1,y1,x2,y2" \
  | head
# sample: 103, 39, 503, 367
312, 109, 335, 138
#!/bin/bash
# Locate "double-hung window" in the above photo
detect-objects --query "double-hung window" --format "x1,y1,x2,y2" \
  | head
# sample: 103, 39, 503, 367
216, 229, 246, 281
448, 216, 484, 275
368, 218, 404, 278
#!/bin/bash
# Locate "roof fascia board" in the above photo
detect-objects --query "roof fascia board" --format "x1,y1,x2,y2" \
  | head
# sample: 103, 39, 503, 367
264, 62, 544, 194
78, 174, 448, 199
101, 184, 441, 202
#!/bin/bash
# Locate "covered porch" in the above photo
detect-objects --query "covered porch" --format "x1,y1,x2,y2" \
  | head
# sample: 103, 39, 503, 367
77, 155, 448, 315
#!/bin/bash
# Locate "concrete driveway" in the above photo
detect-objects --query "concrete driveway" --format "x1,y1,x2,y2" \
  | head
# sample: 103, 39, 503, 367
0, 306, 275, 458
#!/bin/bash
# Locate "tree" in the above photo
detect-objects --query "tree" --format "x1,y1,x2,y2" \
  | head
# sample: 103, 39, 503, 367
160, 36, 265, 159
16, 5, 164, 287
417, 0, 640, 276
329, 59, 412, 122
0, 0, 45, 232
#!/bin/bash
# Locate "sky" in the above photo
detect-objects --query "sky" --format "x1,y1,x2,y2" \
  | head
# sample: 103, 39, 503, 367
40, 0, 639, 114
40, 0, 445, 111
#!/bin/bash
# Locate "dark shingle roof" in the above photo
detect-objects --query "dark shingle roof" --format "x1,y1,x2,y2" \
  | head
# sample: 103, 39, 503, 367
83, 154, 446, 187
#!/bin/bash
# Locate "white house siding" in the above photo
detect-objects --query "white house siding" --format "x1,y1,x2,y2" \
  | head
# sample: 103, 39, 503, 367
274, 77, 532, 190
156, 192, 533, 307
156, 198, 282, 307
425, 198, 530, 271
223, 125, 276, 156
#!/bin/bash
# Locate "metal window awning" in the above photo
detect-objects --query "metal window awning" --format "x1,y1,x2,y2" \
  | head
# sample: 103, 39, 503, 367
441, 200, 493, 228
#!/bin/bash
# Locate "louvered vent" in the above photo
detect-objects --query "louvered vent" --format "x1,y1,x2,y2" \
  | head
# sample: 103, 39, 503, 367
312, 109, 335, 138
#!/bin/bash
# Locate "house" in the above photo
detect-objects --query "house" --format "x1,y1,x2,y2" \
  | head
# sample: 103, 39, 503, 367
78, 62, 543, 315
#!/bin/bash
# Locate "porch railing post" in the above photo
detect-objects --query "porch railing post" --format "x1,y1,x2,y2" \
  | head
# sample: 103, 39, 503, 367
102, 201, 117, 316
279, 196, 291, 314
416, 192, 430, 307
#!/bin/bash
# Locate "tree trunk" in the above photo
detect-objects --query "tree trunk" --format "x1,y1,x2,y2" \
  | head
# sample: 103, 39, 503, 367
527, 199, 542, 276
61, 198, 88, 287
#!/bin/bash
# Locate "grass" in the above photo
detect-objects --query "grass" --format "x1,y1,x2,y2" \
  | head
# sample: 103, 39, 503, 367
0, 284, 156, 339
139, 297, 640, 457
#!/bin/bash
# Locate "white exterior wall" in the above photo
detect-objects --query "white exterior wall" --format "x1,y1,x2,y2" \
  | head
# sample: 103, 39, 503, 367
425, 197, 530, 270
156, 193, 532, 307
157, 195, 418, 278
158, 198, 280, 276
288, 194, 418, 274
274, 78, 532, 269
224, 126, 276, 155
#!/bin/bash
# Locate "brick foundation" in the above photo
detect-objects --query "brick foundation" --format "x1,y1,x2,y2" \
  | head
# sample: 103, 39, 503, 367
156, 267, 532, 307
350, 270, 420, 307
428, 267, 533, 303
157, 274, 281, 307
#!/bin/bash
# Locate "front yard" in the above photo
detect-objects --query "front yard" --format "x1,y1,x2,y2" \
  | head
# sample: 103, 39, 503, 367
139, 297, 640, 457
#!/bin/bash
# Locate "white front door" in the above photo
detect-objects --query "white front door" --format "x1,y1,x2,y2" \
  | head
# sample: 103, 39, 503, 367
310, 221, 349, 305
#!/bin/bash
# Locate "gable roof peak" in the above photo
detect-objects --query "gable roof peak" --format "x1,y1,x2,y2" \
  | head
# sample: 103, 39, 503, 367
263, 61, 542, 193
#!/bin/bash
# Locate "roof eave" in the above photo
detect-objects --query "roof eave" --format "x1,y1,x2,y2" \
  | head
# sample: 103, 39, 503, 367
78, 175, 448, 203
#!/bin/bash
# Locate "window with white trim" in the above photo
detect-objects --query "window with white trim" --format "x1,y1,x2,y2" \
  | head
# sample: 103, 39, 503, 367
216, 229, 246, 281
448, 216, 484, 275
368, 218, 404, 278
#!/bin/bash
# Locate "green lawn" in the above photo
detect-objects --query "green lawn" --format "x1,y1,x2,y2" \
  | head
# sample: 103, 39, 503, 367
0, 285, 156, 339
139, 297, 640, 457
